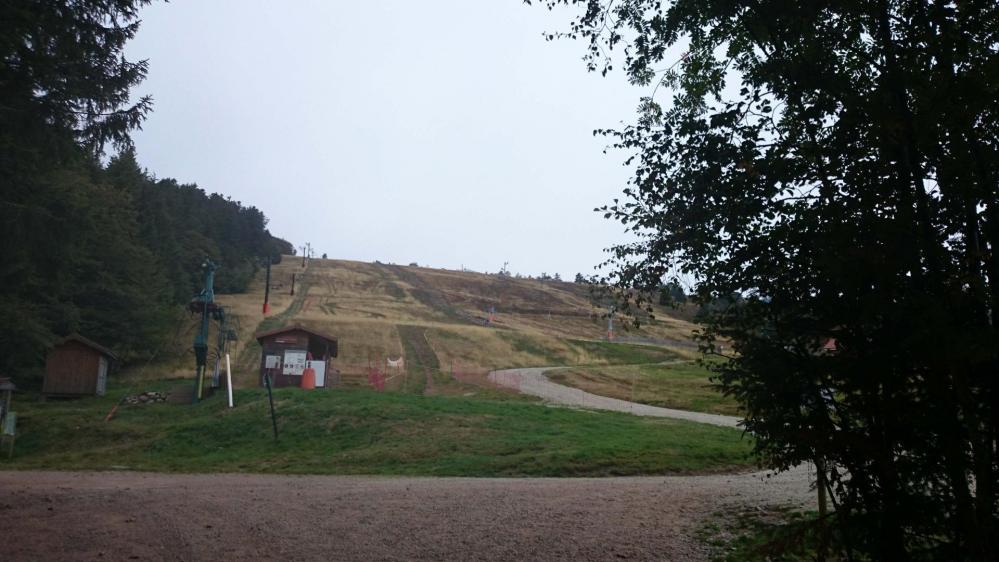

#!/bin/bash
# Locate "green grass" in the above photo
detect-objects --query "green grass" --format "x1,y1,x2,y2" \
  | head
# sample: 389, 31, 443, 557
549, 361, 741, 416
1, 382, 753, 476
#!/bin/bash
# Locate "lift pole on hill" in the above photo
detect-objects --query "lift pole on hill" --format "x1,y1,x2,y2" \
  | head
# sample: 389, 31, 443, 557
262, 256, 272, 314
301, 242, 311, 268
189, 260, 226, 403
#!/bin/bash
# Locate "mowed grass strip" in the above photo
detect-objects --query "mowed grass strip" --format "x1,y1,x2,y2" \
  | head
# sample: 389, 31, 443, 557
566, 339, 680, 364
3, 384, 752, 476
548, 362, 741, 416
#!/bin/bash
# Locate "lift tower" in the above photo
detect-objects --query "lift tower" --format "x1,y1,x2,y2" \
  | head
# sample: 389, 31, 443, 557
188, 260, 227, 402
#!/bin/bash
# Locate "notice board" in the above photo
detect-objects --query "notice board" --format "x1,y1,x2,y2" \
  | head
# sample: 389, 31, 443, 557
282, 350, 307, 375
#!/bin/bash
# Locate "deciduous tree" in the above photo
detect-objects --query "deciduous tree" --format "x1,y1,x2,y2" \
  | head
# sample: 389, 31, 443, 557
533, 0, 998, 558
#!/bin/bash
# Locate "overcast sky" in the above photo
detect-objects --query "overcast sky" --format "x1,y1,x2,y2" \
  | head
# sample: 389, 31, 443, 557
127, 1, 651, 279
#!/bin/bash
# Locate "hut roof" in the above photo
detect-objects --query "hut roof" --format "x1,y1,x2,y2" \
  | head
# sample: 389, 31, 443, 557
58, 334, 118, 361
254, 324, 338, 344
0, 377, 16, 392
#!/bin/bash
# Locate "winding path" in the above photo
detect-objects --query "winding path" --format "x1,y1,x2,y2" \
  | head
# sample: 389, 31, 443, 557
489, 366, 742, 428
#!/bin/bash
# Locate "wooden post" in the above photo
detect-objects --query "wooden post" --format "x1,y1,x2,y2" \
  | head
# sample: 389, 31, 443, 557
324, 342, 330, 388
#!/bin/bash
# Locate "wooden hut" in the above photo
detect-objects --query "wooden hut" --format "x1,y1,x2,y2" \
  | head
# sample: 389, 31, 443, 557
255, 325, 339, 388
43, 335, 117, 397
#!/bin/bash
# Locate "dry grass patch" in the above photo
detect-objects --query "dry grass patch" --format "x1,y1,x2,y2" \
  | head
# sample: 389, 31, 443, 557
129, 256, 705, 391
549, 361, 741, 416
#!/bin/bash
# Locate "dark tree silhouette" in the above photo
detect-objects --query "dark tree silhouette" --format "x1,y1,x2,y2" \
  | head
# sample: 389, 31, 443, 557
535, 1, 998, 558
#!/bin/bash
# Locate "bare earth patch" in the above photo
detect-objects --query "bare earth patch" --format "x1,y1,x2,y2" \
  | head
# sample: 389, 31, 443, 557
0, 468, 813, 561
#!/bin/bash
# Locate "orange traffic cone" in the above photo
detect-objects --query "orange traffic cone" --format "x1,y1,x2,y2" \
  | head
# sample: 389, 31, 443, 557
300, 366, 316, 390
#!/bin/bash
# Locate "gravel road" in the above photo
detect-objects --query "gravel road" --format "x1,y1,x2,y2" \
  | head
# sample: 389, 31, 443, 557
489, 367, 741, 428
0, 468, 814, 561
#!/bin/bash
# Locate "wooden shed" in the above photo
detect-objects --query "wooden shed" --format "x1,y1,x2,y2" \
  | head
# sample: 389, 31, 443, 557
44, 335, 117, 397
255, 325, 339, 388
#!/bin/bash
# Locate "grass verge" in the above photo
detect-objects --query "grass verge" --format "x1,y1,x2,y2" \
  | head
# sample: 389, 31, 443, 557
2, 383, 753, 476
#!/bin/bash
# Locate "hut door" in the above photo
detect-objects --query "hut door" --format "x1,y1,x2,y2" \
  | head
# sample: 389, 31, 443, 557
96, 356, 108, 396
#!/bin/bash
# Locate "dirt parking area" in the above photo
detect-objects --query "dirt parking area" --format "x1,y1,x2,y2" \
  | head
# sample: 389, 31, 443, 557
0, 468, 813, 561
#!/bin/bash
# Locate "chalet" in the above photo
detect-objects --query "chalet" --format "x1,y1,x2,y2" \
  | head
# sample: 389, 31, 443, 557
255, 325, 339, 388
43, 335, 117, 397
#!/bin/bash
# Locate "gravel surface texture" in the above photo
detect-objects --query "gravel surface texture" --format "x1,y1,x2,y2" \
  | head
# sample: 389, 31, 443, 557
489, 367, 742, 428
0, 468, 814, 561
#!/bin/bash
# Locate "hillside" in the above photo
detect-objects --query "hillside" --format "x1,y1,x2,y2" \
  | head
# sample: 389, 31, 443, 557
146, 257, 701, 389
2, 256, 754, 478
